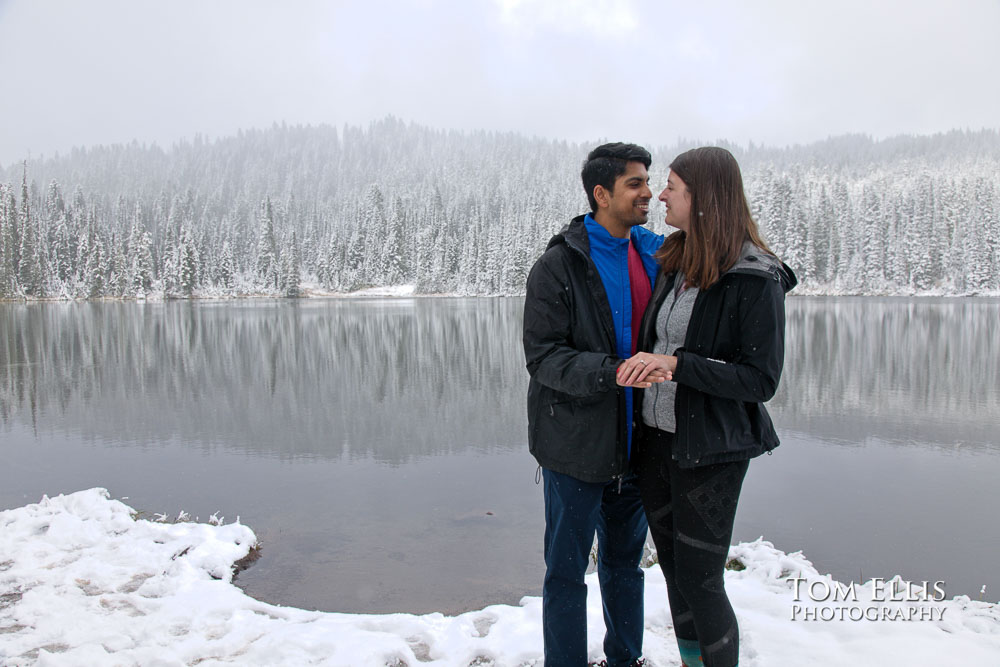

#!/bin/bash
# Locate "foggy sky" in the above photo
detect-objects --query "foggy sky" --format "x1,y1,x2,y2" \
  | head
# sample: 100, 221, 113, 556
1, 0, 997, 166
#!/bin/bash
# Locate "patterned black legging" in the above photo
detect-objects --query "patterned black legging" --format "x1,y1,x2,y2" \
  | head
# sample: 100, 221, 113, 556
636, 428, 749, 667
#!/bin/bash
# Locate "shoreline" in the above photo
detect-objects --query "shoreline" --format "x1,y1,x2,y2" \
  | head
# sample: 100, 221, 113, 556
1, 489, 998, 666
2, 289, 1000, 304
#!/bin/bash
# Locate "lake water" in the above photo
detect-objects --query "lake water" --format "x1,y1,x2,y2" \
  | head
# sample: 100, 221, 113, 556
2, 296, 998, 614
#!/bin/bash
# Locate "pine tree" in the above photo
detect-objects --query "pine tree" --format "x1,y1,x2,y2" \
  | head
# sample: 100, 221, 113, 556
860, 186, 884, 292
108, 232, 128, 297
812, 185, 835, 284
885, 196, 907, 288
15, 166, 52, 297
51, 210, 73, 283
178, 225, 199, 297
976, 177, 999, 292
0, 183, 16, 297
832, 182, 857, 291
319, 231, 342, 289
128, 222, 154, 295
256, 197, 279, 290
360, 184, 388, 285
342, 223, 367, 291
383, 195, 406, 285
83, 224, 106, 298
160, 222, 180, 297
43, 180, 65, 221
280, 231, 301, 297
224, 240, 239, 289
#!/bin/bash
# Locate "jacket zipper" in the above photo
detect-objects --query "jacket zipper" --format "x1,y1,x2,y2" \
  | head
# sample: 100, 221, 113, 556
567, 230, 626, 474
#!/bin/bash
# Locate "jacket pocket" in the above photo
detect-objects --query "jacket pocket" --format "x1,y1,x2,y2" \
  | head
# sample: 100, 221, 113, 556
546, 391, 602, 416
541, 394, 616, 465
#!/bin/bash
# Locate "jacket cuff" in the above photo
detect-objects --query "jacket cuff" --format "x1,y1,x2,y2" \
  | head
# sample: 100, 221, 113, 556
598, 357, 621, 391
674, 349, 687, 379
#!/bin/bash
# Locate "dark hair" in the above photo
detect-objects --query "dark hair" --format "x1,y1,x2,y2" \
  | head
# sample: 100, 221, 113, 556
655, 146, 772, 289
581, 142, 652, 212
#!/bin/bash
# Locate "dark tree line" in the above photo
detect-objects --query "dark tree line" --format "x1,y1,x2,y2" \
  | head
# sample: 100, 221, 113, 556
1, 119, 997, 299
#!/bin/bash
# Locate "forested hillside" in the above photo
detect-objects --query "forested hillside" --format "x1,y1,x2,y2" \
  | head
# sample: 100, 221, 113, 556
1, 119, 997, 298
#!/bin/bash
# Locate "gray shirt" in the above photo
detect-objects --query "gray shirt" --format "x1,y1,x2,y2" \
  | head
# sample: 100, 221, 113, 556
641, 273, 699, 433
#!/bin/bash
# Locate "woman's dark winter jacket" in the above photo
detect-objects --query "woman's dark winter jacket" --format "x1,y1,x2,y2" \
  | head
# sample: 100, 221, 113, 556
637, 242, 797, 468
523, 215, 660, 483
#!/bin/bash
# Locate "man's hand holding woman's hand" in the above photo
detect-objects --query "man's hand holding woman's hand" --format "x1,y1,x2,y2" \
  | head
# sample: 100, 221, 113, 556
615, 353, 677, 388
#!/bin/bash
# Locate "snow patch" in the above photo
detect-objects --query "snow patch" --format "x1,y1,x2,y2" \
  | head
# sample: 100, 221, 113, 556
1, 490, 997, 666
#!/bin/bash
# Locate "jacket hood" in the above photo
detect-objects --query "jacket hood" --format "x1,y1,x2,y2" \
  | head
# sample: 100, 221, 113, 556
727, 240, 798, 293
546, 214, 590, 255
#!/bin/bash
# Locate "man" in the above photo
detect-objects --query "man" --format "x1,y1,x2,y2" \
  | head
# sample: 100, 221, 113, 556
523, 143, 665, 666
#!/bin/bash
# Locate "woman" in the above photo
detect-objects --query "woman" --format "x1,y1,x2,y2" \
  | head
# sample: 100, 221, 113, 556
616, 147, 796, 667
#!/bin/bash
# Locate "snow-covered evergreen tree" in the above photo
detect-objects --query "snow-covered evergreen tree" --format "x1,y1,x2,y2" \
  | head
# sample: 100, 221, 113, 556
178, 225, 198, 297
256, 197, 279, 291
0, 183, 17, 297
127, 220, 155, 296
0, 123, 997, 299
83, 223, 106, 298
217, 239, 235, 289
280, 231, 301, 297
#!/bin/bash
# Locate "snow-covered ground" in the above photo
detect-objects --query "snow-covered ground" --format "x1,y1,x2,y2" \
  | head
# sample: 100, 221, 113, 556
1, 490, 997, 666
300, 283, 419, 298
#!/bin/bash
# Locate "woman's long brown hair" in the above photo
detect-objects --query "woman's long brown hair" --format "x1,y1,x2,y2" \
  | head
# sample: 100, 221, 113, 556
655, 147, 772, 289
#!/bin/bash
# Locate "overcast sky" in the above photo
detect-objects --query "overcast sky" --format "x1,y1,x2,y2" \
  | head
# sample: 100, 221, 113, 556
1, 0, 998, 165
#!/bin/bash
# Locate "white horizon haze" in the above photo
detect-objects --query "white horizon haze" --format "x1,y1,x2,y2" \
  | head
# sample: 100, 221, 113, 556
0, 0, 998, 165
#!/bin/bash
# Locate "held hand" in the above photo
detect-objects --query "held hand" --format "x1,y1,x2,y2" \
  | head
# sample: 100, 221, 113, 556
616, 353, 676, 387
616, 369, 669, 388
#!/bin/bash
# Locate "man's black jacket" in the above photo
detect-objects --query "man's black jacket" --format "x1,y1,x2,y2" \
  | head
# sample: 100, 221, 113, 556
523, 216, 630, 483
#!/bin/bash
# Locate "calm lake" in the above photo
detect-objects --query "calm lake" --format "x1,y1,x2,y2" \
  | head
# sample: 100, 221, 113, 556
2, 296, 998, 614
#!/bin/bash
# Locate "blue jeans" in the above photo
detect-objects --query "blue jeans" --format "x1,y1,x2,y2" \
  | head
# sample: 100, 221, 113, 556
542, 468, 647, 666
